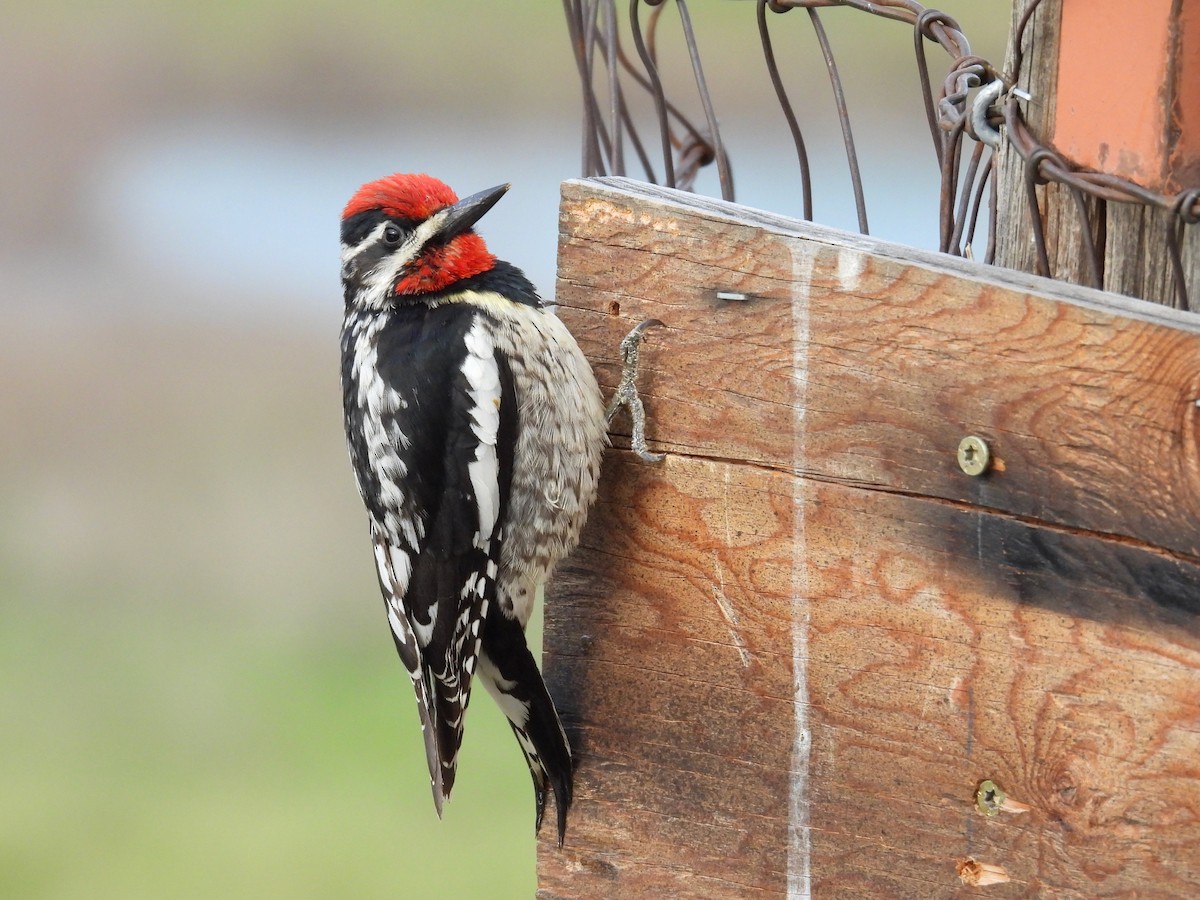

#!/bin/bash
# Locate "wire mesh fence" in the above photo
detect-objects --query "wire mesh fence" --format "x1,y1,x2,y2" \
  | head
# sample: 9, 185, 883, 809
562, 0, 1200, 310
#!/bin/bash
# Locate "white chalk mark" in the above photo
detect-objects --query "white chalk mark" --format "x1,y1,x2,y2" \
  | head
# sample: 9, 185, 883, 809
788, 244, 814, 900
835, 247, 865, 293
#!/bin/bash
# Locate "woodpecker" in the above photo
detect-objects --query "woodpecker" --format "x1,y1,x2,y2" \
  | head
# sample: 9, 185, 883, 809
339, 173, 607, 845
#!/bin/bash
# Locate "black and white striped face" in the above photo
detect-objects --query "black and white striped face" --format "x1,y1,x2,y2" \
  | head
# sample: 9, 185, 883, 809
339, 210, 445, 310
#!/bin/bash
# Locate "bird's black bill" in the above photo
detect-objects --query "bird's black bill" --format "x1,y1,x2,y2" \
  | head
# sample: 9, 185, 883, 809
436, 183, 510, 242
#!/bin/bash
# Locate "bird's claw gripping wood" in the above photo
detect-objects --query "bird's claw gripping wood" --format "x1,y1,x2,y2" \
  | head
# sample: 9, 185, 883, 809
605, 318, 665, 463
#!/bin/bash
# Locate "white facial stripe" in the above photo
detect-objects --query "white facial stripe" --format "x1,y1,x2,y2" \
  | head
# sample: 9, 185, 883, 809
343, 207, 456, 309
340, 220, 390, 266
412, 207, 451, 253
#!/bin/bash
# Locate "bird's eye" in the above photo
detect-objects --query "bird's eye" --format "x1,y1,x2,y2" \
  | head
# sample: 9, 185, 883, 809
383, 224, 402, 245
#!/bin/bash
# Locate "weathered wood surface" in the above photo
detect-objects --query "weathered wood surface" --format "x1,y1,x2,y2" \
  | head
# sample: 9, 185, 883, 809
555, 179, 1200, 559
537, 178, 1200, 898
995, 0, 1068, 283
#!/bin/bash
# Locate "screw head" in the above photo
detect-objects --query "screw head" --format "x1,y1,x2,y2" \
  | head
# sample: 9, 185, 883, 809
957, 436, 991, 476
976, 779, 1005, 816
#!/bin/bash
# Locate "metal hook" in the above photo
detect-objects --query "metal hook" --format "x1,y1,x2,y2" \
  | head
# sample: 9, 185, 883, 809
970, 78, 1004, 148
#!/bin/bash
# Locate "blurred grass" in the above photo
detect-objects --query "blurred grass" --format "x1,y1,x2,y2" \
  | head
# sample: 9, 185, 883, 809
0, 603, 541, 898
0, 317, 538, 898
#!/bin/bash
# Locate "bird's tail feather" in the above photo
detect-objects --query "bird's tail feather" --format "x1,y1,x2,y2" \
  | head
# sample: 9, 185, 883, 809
424, 663, 477, 807
373, 535, 453, 815
506, 675, 574, 845
478, 608, 574, 845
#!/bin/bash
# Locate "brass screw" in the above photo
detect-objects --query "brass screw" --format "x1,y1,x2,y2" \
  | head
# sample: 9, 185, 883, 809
975, 780, 1005, 816
957, 436, 991, 476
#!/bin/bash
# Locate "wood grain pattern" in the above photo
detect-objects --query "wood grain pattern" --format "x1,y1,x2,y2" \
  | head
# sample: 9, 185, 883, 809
539, 456, 1200, 898
540, 455, 796, 899
537, 178, 1200, 898
995, 0, 1065, 281
556, 178, 1200, 559
801, 482, 1200, 897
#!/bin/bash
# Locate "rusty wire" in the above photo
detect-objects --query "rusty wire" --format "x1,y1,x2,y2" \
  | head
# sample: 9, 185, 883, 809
563, 0, 1199, 310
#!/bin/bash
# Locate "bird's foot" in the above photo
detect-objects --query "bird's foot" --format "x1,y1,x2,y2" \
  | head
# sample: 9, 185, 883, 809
605, 319, 665, 463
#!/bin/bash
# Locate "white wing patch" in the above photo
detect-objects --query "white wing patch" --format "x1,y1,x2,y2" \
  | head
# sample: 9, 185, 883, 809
373, 537, 413, 628
477, 651, 530, 729
462, 317, 502, 548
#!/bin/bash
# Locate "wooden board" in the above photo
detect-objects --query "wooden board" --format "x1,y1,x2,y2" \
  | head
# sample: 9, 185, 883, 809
554, 178, 1200, 559
538, 178, 1200, 897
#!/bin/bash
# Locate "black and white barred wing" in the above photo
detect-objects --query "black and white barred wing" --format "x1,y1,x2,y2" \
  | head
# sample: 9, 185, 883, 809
371, 313, 516, 813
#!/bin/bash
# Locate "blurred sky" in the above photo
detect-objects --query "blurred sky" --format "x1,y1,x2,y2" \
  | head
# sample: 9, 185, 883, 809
0, 2, 1012, 896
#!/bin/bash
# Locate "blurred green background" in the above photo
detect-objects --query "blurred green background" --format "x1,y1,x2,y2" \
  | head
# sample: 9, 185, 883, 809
0, 1, 1009, 896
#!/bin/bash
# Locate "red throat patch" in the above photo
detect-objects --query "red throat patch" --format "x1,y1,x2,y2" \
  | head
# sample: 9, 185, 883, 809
342, 172, 459, 221
394, 233, 496, 296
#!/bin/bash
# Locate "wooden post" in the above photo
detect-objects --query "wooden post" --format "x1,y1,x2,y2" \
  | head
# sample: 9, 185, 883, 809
538, 177, 1200, 897
995, 0, 1200, 307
